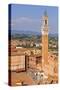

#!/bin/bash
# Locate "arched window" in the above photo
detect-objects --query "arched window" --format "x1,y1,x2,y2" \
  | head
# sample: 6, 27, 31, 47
45, 20, 47, 25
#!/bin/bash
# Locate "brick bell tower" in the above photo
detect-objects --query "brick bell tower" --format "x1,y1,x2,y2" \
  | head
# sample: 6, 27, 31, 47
41, 11, 48, 67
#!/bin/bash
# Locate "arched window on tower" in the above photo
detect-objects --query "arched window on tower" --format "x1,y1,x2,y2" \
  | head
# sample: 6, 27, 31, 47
45, 20, 47, 25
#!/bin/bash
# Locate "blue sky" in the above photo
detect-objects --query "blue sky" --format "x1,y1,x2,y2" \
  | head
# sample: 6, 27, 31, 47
10, 4, 58, 34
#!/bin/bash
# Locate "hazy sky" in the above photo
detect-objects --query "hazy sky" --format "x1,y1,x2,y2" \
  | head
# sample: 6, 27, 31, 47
10, 4, 58, 34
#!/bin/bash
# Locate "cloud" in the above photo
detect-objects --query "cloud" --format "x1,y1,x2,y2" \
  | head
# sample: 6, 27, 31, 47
11, 17, 41, 31
11, 16, 58, 34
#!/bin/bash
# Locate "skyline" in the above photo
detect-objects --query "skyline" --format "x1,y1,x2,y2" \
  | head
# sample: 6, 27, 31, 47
10, 4, 58, 34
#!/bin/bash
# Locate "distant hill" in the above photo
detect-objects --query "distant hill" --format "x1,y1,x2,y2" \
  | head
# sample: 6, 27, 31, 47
11, 30, 41, 36
48, 33, 58, 38
10, 30, 58, 39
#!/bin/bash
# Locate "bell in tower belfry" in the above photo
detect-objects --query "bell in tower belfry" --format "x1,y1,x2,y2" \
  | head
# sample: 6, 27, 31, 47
42, 11, 48, 66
